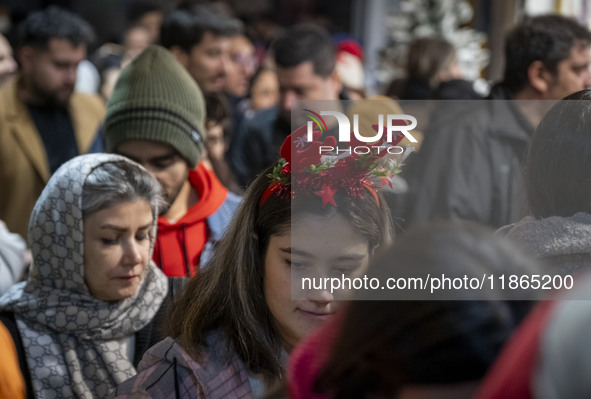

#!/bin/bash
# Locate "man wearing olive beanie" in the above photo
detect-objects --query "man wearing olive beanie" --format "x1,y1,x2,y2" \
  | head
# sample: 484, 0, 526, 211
105, 45, 240, 278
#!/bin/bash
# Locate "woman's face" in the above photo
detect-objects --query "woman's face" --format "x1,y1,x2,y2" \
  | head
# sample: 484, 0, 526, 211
83, 200, 153, 301
264, 213, 371, 351
251, 69, 279, 111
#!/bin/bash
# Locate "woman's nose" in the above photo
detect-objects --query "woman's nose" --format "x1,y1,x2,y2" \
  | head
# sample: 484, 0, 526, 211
123, 240, 143, 265
306, 287, 334, 305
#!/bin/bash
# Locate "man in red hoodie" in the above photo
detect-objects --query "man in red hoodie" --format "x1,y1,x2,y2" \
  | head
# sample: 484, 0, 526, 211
104, 45, 240, 278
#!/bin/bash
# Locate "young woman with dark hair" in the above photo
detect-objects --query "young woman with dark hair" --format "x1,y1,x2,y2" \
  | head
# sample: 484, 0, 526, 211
115, 127, 397, 397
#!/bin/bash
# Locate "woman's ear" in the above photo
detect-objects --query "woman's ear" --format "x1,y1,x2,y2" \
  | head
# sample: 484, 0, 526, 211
370, 244, 378, 258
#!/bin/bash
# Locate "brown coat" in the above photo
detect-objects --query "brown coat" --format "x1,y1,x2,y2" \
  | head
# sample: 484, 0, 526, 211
0, 75, 105, 239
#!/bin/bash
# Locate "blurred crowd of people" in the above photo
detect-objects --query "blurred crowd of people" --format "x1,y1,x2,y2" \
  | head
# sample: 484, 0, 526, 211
2, 1, 591, 398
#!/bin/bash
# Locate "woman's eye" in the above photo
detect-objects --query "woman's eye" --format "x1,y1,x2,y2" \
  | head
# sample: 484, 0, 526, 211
101, 238, 117, 245
136, 233, 149, 241
287, 259, 306, 269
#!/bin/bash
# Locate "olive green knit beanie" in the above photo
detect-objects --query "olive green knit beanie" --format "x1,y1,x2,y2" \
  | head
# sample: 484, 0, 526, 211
105, 45, 205, 168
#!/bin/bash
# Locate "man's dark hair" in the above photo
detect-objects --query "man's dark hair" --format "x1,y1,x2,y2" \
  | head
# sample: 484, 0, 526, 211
503, 15, 591, 94
16, 6, 95, 50
160, 3, 242, 53
272, 24, 336, 78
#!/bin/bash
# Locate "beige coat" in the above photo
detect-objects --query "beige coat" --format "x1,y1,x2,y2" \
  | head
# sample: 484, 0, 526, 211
0, 76, 105, 239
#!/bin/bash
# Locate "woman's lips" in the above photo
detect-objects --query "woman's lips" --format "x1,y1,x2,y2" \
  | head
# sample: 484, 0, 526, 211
117, 275, 139, 280
298, 309, 335, 318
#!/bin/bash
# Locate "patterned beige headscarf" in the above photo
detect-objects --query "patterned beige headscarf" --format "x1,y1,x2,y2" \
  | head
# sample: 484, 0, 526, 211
0, 154, 168, 398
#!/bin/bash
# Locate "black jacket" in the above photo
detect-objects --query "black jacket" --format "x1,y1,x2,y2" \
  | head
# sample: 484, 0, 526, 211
404, 85, 534, 228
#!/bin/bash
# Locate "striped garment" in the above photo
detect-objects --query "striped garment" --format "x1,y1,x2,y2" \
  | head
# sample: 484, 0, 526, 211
114, 334, 253, 398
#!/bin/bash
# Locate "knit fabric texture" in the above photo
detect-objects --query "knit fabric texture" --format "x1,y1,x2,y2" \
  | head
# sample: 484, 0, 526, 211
105, 45, 206, 167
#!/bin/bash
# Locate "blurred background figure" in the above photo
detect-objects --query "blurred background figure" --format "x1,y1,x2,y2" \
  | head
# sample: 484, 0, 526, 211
161, 2, 242, 94
99, 24, 152, 100
0, 33, 16, 86
203, 92, 231, 172
225, 34, 257, 99
121, 24, 152, 65
126, 0, 163, 44
404, 15, 591, 230
0, 6, 105, 240
228, 24, 342, 188
0, 220, 29, 296
387, 36, 480, 100
91, 1, 160, 101
203, 91, 243, 194
75, 59, 101, 94
224, 34, 257, 142
335, 39, 365, 100
248, 66, 279, 112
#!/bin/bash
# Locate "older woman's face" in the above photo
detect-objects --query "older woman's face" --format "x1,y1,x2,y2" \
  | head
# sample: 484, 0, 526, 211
83, 200, 153, 301
264, 213, 370, 351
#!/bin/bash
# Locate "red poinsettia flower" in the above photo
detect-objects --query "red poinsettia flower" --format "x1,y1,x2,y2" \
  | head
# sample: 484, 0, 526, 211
292, 133, 336, 172
280, 124, 322, 165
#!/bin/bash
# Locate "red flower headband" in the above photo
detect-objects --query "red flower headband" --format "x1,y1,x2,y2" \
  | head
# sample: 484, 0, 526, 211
260, 124, 412, 207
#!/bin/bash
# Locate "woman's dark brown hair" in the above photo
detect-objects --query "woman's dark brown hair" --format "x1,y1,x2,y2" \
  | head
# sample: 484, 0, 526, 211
166, 163, 393, 382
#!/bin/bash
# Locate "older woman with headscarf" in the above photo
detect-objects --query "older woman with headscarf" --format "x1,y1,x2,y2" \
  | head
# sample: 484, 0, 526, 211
0, 153, 169, 398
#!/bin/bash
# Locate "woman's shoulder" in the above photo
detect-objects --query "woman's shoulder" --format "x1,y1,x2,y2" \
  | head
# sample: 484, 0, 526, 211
115, 334, 252, 398
115, 338, 197, 398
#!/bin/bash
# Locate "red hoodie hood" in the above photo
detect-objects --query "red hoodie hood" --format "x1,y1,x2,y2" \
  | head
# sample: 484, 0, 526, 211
157, 164, 227, 230
154, 164, 228, 277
